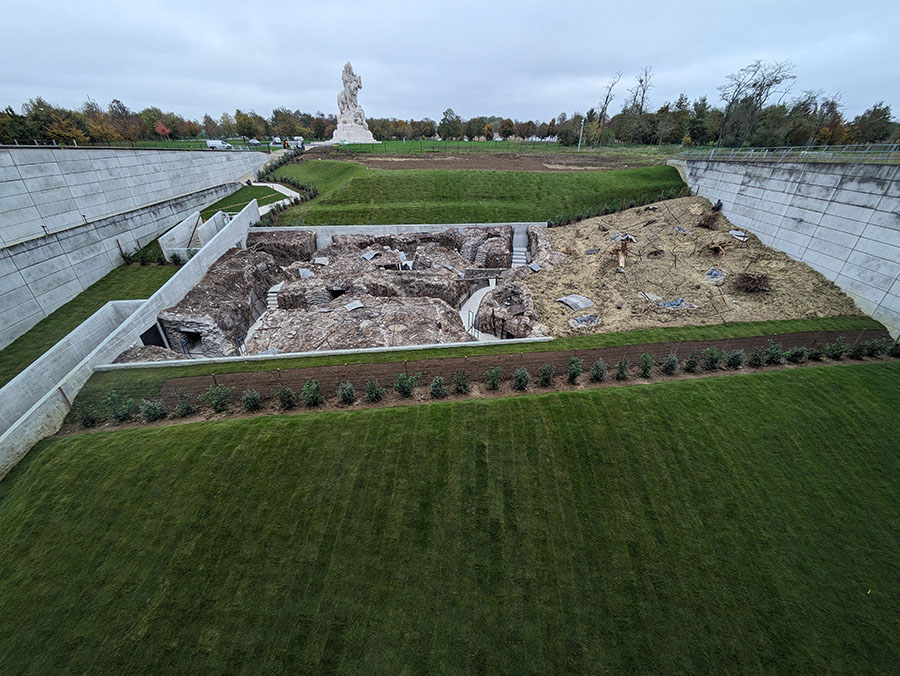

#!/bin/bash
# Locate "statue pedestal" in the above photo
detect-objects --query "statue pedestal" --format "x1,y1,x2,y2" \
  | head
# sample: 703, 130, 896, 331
332, 124, 378, 144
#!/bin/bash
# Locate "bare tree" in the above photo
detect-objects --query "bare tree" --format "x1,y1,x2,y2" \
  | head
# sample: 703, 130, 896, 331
598, 71, 622, 133
717, 59, 796, 145
626, 66, 654, 115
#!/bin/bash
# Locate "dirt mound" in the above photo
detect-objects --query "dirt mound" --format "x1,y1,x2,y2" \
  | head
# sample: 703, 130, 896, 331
113, 346, 192, 364
524, 197, 861, 336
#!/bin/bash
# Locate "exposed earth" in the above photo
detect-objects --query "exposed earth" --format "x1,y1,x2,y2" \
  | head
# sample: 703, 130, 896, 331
524, 196, 861, 336
306, 146, 663, 172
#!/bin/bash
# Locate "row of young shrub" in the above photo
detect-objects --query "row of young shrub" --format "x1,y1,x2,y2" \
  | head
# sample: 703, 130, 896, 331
547, 186, 684, 227
74, 337, 900, 427
254, 182, 319, 227
257, 147, 304, 179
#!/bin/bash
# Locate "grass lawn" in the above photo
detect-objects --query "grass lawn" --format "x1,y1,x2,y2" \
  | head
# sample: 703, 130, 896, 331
76, 315, 881, 402
2, 363, 898, 674
200, 185, 283, 219
272, 161, 684, 225
0, 265, 177, 388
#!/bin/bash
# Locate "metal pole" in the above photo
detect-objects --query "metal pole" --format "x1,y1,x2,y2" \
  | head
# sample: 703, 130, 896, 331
577, 117, 585, 151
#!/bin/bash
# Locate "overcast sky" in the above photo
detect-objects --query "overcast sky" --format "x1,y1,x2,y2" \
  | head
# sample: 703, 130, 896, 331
3, 0, 897, 123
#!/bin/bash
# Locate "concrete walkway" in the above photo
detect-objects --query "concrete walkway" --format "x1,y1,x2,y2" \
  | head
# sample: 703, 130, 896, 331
459, 279, 502, 342
252, 181, 300, 216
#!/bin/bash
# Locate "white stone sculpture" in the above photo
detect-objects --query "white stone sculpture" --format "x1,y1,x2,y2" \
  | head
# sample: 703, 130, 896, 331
332, 62, 377, 144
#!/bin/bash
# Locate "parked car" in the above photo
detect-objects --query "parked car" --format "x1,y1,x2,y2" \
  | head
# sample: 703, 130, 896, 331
206, 139, 232, 150
271, 136, 282, 145
248, 138, 261, 146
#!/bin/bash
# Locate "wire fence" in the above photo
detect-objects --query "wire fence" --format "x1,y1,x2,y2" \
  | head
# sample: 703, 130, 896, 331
0, 139, 273, 153
674, 143, 900, 165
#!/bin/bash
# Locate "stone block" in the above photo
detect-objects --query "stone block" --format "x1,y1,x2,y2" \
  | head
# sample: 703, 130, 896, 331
851, 239, 900, 275
890, 277, 900, 297
832, 187, 883, 209
824, 200, 873, 223
0, 191, 36, 212
12, 149, 55, 164
35, 197, 77, 219
16, 162, 61, 180
29, 185, 73, 203
35, 277, 82, 311
798, 169, 842, 188
880, 293, 900, 314
807, 236, 854, 262
0, 279, 35, 310
772, 237, 806, 260
818, 213, 867, 235
867, 206, 900, 231
793, 182, 834, 200
777, 228, 811, 248
803, 249, 843, 277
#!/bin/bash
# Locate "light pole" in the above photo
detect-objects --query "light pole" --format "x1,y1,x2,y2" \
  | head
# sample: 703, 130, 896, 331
577, 117, 585, 151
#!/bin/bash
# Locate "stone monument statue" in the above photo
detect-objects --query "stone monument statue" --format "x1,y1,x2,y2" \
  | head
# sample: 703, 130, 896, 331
332, 62, 377, 144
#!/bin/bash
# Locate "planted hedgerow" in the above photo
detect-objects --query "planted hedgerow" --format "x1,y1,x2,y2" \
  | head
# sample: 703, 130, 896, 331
614, 359, 630, 381
512, 367, 531, 391
364, 380, 386, 403
173, 391, 196, 418
538, 364, 556, 387
452, 370, 470, 394
764, 340, 785, 366
725, 349, 747, 369
104, 390, 134, 424
394, 372, 421, 398
825, 337, 848, 361
302, 380, 323, 407
567, 356, 583, 384
74, 403, 99, 428
484, 366, 502, 390
701, 347, 723, 371
430, 376, 447, 399
748, 347, 766, 368
199, 385, 234, 413
337, 382, 356, 405
784, 347, 809, 364
589, 358, 608, 382
660, 354, 679, 375
847, 341, 868, 360
639, 353, 653, 378
241, 389, 262, 411
276, 386, 298, 410
683, 351, 700, 373
139, 399, 167, 423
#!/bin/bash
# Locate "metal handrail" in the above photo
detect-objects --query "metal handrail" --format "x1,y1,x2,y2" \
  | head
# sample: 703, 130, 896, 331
674, 143, 899, 165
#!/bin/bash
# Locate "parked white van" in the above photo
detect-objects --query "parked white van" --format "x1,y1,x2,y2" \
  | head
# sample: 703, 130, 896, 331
206, 140, 233, 150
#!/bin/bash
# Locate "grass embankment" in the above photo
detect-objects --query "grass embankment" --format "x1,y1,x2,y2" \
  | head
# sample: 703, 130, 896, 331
2, 363, 899, 674
199, 185, 283, 219
272, 161, 684, 225
77, 315, 881, 401
0, 266, 177, 388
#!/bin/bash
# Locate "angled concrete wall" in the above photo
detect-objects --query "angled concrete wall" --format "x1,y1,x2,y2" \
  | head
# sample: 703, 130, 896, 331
0, 200, 260, 481
0, 182, 238, 349
0, 146, 268, 246
672, 159, 900, 336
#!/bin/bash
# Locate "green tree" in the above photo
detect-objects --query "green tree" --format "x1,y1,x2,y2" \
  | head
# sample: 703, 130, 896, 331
850, 102, 892, 142
499, 118, 515, 139
437, 108, 463, 140
235, 109, 260, 139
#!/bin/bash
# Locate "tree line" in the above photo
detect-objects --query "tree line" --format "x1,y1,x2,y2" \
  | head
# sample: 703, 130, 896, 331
1, 60, 896, 147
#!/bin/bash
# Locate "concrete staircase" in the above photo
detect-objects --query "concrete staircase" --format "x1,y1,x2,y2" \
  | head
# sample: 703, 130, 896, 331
267, 281, 284, 310
511, 227, 528, 266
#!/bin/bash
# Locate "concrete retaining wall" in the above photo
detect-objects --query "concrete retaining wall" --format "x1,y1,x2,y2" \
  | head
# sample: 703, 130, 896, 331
0, 182, 238, 349
253, 221, 547, 249
672, 159, 900, 336
0, 146, 267, 246
0, 200, 259, 481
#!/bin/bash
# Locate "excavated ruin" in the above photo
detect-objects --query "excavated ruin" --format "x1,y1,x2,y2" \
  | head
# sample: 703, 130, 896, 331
475, 281, 550, 339
158, 248, 280, 357
247, 230, 316, 266
245, 295, 470, 353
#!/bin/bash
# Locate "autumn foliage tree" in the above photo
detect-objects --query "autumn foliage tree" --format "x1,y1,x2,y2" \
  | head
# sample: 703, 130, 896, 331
154, 120, 171, 140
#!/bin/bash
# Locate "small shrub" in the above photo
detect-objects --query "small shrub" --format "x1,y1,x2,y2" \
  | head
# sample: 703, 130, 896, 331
276, 386, 298, 409
199, 384, 234, 413
697, 213, 718, 229
733, 272, 772, 293
430, 376, 447, 399
512, 367, 531, 390
847, 341, 867, 360
660, 354, 679, 375
764, 340, 784, 366
484, 366, 502, 391
725, 349, 747, 369
452, 370, 470, 394
74, 403, 99, 428
337, 382, 356, 404
700, 347, 723, 371
394, 372, 421, 398
639, 353, 653, 378
784, 346, 809, 364
683, 351, 700, 373
863, 338, 890, 357
889, 340, 900, 358
364, 380, 386, 403
614, 359, 630, 381
747, 347, 766, 368
103, 390, 134, 424
173, 391, 195, 418
302, 380, 323, 407
139, 398, 167, 423
538, 363, 556, 387
824, 337, 847, 361
240, 389, 262, 411
808, 345, 825, 361
170, 252, 183, 265
567, 356, 583, 384
589, 358, 608, 382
